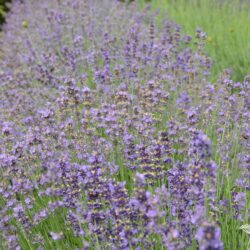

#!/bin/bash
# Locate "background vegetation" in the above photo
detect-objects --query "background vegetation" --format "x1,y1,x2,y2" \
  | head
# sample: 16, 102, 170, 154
140, 0, 250, 81
1, 0, 250, 81
0, 0, 11, 26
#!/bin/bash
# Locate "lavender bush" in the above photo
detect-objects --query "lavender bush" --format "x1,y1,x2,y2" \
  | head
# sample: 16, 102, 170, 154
0, 0, 249, 249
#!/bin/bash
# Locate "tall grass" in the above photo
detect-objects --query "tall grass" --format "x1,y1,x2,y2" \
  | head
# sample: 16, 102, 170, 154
140, 0, 250, 81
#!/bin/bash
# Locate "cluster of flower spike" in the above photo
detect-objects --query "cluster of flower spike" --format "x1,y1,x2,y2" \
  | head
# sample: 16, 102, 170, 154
0, 0, 249, 249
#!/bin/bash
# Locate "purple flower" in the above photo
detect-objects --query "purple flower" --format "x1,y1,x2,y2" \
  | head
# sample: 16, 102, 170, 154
196, 223, 224, 250
49, 232, 64, 241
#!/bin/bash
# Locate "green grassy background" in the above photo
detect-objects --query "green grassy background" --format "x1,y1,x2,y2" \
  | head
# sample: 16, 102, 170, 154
140, 0, 250, 82
0, 0, 11, 25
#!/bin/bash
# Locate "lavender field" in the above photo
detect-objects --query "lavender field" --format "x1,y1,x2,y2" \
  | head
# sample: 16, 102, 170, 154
0, 0, 249, 249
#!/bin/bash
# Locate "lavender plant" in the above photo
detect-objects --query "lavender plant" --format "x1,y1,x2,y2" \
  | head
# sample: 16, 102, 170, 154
0, 0, 249, 249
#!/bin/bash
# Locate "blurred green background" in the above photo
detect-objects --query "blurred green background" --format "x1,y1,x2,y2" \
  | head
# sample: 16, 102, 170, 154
0, 0, 11, 26
139, 0, 250, 82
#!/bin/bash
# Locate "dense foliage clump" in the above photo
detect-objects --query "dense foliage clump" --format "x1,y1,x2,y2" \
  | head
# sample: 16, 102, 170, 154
0, 0, 249, 249
0, 0, 11, 26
